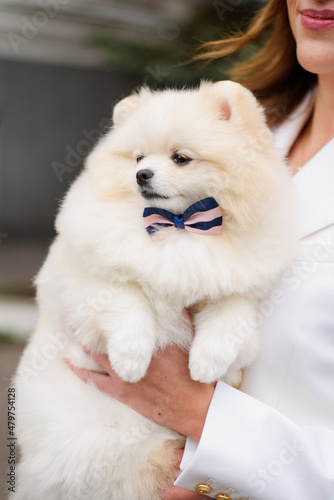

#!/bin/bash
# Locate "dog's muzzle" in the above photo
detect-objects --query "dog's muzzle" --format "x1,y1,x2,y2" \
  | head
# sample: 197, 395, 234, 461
136, 168, 170, 200
136, 169, 154, 187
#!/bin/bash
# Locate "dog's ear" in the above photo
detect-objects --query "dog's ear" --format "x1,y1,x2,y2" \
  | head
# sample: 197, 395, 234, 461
202, 80, 267, 128
112, 87, 152, 127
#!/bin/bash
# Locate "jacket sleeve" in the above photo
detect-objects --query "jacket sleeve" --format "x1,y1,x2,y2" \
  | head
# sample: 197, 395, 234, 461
174, 381, 334, 499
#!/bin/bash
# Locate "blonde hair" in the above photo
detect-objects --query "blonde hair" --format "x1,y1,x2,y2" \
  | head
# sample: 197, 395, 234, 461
197, 0, 317, 127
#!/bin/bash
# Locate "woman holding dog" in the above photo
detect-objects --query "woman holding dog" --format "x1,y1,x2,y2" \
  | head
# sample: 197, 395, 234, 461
69, 0, 334, 498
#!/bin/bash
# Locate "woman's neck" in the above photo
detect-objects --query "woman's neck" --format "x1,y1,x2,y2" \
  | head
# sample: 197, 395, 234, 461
288, 74, 334, 175
311, 74, 334, 141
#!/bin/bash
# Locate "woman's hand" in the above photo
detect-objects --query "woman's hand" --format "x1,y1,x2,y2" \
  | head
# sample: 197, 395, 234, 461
66, 344, 215, 443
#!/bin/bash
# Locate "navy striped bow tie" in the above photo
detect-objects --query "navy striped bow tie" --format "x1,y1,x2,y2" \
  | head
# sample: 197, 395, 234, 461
143, 197, 223, 236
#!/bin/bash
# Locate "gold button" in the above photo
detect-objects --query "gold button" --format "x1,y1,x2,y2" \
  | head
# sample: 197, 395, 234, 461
195, 483, 213, 495
215, 494, 231, 500
233, 369, 243, 390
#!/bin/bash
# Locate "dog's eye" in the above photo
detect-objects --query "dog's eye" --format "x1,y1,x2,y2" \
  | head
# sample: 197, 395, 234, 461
136, 154, 144, 163
172, 153, 192, 166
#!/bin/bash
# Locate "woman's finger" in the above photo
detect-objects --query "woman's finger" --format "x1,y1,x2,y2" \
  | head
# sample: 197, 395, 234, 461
65, 359, 112, 391
160, 483, 210, 500
83, 347, 113, 374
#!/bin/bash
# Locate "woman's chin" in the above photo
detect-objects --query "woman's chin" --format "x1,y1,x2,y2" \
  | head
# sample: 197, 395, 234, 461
296, 39, 334, 76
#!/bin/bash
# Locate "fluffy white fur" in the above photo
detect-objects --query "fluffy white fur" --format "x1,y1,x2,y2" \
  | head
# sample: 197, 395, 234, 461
12, 81, 297, 499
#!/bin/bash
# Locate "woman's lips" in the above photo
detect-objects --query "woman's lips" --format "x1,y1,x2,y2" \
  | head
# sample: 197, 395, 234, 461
301, 9, 334, 29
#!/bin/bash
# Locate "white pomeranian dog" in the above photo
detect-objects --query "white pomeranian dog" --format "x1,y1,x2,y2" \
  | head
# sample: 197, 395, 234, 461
12, 81, 297, 500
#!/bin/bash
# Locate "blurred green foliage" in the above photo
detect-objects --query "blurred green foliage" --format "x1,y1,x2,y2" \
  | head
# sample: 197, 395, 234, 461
88, 1, 266, 89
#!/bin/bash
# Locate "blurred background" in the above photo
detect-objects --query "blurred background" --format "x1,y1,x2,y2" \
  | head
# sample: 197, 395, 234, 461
0, 0, 263, 494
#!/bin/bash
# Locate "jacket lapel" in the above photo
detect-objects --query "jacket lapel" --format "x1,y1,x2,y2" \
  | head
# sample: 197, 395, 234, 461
274, 92, 334, 240
294, 140, 334, 239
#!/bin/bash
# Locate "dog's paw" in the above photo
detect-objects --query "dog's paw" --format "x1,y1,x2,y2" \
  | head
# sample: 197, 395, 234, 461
108, 350, 152, 382
188, 347, 228, 384
107, 341, 154, 382
189, 331, 239, 383
189, 356, 227, 384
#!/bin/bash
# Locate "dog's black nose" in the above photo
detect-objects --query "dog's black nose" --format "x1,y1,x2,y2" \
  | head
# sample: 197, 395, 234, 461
136, 169, 154, 187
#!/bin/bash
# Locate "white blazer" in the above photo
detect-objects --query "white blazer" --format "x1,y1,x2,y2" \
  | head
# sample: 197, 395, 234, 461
175, 94, 334, 499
